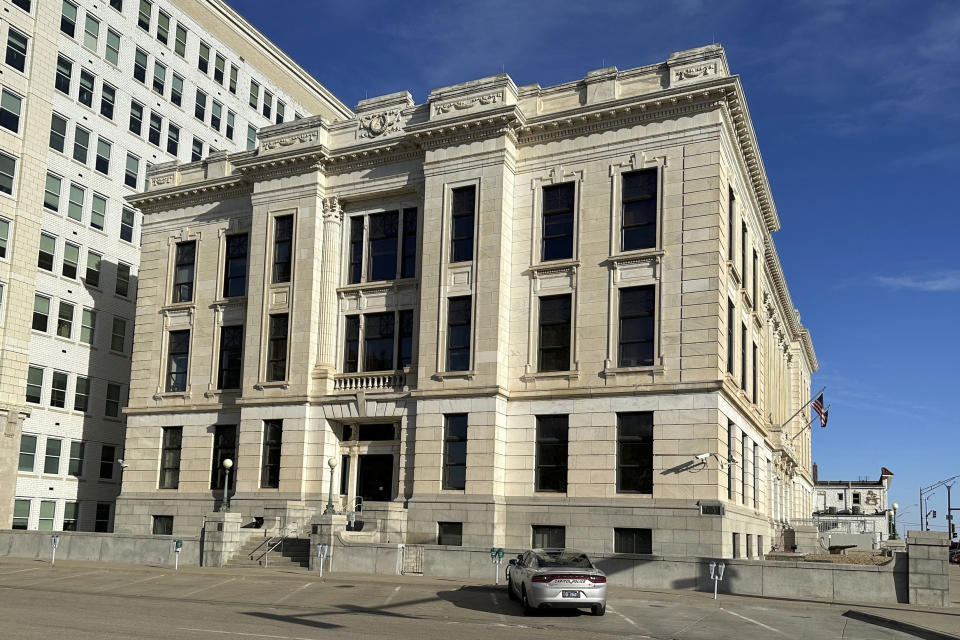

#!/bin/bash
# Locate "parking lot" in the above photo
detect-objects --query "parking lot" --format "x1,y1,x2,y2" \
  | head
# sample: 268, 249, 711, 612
0, 557, 957, 639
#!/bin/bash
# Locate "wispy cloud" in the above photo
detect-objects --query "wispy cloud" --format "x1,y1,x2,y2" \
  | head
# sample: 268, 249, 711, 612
875, 271, 960, 292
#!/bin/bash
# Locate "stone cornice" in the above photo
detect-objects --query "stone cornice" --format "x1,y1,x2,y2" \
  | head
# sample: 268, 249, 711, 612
763, 237, 818, 372
126, 176, 251, 214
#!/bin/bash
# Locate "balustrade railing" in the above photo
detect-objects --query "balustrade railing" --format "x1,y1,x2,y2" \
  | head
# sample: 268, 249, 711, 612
333, 371, 406, 392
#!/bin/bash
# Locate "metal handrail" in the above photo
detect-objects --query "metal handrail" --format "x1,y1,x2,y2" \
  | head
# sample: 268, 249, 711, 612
247, 536, 273, 561
254, 522, 299, 567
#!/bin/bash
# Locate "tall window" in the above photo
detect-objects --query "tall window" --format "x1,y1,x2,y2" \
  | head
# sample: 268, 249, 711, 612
343, 311, 412, 373
538, 294, 571, 372
272, 215, 293, 283
148, 112, 162, 146
741, 222, 748, 282
171, 73, 183, 107
728, 187, 736, 262
166, 123, 179, 156
752, 343, 758, 403
752, 249, 759, 304
194, 89, 206, 121
401, 208, 417, 278
94, 502, 110, 532
95, 138, 111, 175
619, 286, 655, 367
266, 314, 288, 382
172, 241, 195, 303
74, 376, 90, 411
100, 84, 115, 120
19, 433, 37, 470
263, 90, 273, 118
99, 445, 115, 479
111, 317, 127, 352
249, 80, 259, 108
0, 89, 22, 133
217, 325, 243, 389
398, 309, 414, 369
116, 263, 131, 297
535, 415, 568, 492
198, 42, 210, 74
57, 301, 74, 338
741, 434, 748, 503
727, 421, 736, 500
78, 69, 95, 107
740, 323, 747, 389
727, 300, 735, 376
37, 501, 55, 530
368, 211, 398, 281
61, 1, 78, 37
137, 0, 151, 30
753, 443, 759, 510
133, 48, 147, 83
32, 294, 50, 331
83, 14, 99, 51
0, 152, 14, 195
91, 193, 106, 228
129, 101, 144, 135
450, 186, 475, 263
45, 438, 62, 474
0, 217, 8, 258
344, 316, 359, 373
541, 182, 575, 261
363, 312, 393, 371
12, 500, 29, 529
442, 414, 468, 490
214, 54, 225, 84
38, 232, 56, 269
6, 29, 27, 72
166, 330, 189, 392
617, 412, 653, 493
104, 383, 121, 417
125, 154, 139, 189
44, 174, 61, 211
69, 442, 84, 476
246, 124, 257, 151
159, 427, 182, 489
56, 56, 73, 94
347, 209, 418, 283
50, 114, 68, 152
621, 168, 657, 251
260, 420, 282, 489
223, 234, 248, 297
73, 126, 89, 163
63, 502, 79, 531
105, 29, 120, 65
174, 24, 187, 57
210, 425, 236, 490
446, 296, 471, 371
121, 209, 135, 243
156, 10, 169, 45
85, 251, 101, 287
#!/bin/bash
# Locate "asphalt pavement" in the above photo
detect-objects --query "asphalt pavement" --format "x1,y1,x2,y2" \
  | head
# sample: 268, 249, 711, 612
0, 557, 957, 639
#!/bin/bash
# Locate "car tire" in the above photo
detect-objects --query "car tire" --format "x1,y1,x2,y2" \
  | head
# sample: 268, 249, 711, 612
521, 586, 532, 615
507, 577, 518, 601
591, 603, 606, 616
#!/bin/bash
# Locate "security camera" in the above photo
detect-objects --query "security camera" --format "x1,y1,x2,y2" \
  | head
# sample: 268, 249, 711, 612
695, 453, 711, 461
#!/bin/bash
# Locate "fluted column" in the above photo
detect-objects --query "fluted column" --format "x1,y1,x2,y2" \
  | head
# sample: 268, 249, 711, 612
316, 197, 343, 379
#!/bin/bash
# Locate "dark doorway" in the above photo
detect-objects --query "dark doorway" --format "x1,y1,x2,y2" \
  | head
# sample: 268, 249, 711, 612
358, 454, 393, 502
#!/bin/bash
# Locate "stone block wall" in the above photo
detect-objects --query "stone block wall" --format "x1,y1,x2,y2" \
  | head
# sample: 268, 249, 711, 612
906, 529, 951, 607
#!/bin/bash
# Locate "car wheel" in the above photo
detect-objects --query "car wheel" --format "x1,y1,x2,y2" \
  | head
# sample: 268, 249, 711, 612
591, 603, 606, 616
521, 586, 532, 615
507, 576, 518, 601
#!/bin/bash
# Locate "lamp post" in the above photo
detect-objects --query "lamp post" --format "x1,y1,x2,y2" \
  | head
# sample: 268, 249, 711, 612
219, 458, 233, 512
890, 502, 899, 540
323, 456, 338, 515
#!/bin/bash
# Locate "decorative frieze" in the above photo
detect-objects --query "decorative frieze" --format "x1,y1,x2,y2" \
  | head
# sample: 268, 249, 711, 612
359, 110, 404, 138
433, 91, 503, 115
261, 131, 318, 150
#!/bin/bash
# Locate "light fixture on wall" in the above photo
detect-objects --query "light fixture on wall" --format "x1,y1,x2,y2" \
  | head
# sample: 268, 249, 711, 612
694, 453, 737, 469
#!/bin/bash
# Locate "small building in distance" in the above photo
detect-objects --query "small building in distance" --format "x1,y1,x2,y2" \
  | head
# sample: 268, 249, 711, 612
813, 465, 894, 548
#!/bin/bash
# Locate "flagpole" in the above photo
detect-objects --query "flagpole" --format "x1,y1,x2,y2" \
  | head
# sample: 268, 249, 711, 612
788, 405, 829, 442
777, 386, 825, 431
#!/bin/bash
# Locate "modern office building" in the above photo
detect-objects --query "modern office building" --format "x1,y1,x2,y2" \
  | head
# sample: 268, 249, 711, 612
118, 44, 817, 558
0, 0, 349, 531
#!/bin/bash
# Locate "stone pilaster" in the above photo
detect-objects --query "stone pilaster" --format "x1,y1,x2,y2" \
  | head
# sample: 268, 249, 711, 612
906, 530, 951, 607
201, 512, 244, 568
314, 196, 343, 392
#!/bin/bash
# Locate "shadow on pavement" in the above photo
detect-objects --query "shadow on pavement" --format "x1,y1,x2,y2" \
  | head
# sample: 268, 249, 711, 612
842, 610, 960, 640
436, 585, 585, 619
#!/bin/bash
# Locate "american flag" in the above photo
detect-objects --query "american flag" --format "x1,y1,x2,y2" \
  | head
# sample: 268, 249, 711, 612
812, 392, 828, 427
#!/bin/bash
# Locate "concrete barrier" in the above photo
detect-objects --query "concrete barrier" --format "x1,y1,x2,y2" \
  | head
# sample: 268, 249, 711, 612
0, 529, 200, 568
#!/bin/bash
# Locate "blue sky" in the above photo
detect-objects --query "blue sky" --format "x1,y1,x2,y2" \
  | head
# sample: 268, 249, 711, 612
232, 0, 960, 534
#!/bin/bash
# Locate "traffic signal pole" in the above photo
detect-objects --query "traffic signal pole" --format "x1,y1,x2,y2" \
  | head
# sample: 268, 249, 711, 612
948, 484, 957, 541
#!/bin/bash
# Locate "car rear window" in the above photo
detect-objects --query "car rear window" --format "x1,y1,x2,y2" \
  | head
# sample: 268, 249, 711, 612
535, 551, 592, 568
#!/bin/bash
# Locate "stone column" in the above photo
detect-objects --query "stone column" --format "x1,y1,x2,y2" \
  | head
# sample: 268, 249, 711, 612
315, 196, 343, 392
202, 512, 243, 568
347, 447, 359, 513
906, 530, 951, 606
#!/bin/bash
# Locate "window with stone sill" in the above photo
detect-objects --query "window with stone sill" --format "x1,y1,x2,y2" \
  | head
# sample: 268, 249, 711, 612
94, 502, 111, 532
25, 367, 42, 404
73, 126, 89, 164
37, 501, 55, 531
156, 10, 170, 45
116, 263, 131, 297
266, 314, 289, 382
198, 42, 210, 74
0, 89, 22, 134
133, 48, 148, 84
541, 182, 575, 262
38, 232, 56, 270
78, 69, 95, 108
63, 502, 79, 531
159, 427, 182, 489
0, 217, 8, 259
100, 84, 116, 121
50, 114, 68, 153
56, 55, 72, 94
153, 61, 166, 95
535, 415, 568, 493
618, 285, 655, 368
32, 294, 50, 332
223, 234, 248, 297
45, 437, 62, 473
261, 420, 282, 489
621, 168, 658, 252
11, 0, 30, 14
138, 0, 151, 30
85, 251, 102, 287
172, 241, 195, 303
442, 414, 467, 490
105, 29, 120, 66
99, 444, 115, 478
74, 377, 90, 413
446, 296, 471, 372
617, 412, 653, 493
61, 0, 78, 38
537, 294, 571, 372
532, 525, 565, 549
50, 373, 68, 409
438, 522, 462, 546
166, 330, 189, 392
153, 515, 173, 535
19, 433, 37, 470
83, 13, 99, 52
104, 384, 122, 419
210, 425, 236, 490
6, 28, 28, 73
347, 208, 418, 284
12, 500, 29, 530
214, 54, 226, 85
342, 309, 413, 374
218, 325, 244, 389
148, 112, 163, 146
175, 24, 187, 57
0, 151, 14, 195
450, 185, 475, 263
56, 300, 74, 339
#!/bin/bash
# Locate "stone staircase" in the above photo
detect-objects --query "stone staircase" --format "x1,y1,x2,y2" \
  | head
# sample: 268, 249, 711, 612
224, 535, 311, 569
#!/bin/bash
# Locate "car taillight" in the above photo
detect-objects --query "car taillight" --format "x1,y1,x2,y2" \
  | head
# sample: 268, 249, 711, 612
588, 575, 606, 584
531, 575, 552, 583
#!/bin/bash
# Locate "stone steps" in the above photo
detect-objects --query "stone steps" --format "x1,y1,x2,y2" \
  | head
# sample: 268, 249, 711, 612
225, 537, 310, 569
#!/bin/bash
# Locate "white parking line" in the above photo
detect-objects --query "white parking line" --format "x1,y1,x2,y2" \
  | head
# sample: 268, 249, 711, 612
383, 585, 401, 605
0, 567, 43, 577
92, 573, 164, 593
179, 577, 237, 598
178, 628, 317, 640
722, 608, 787, 636
606, 604, 638, 628
489, 592, 507, 624
34, 570, 105, 583
275, 582, 313, 605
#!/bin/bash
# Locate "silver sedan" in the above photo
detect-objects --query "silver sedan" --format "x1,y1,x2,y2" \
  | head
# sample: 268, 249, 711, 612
506, 548, 607, 615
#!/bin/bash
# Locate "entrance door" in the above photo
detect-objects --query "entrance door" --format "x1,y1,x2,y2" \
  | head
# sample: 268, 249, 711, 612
358, 454, 393, 503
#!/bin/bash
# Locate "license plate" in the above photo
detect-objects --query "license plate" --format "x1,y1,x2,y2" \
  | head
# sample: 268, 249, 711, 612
562, 590, 580, 598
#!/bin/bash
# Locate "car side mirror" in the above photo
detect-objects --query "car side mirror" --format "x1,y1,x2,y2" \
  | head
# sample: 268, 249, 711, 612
508, 559, 517, 566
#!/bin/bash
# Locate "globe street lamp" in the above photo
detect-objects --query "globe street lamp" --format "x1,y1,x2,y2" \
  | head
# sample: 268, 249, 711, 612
219, 458, 233, 512
323, 456, 338, 515
890, 502, 899, 540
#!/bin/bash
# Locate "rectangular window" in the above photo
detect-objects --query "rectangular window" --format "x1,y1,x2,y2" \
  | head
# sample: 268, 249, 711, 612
78, 69, 95, 107
38, 233, 56, 270
446, 296, 471, 371
159, 427, 182, 489
0, 217, 7, 258
198, 42, 209, 74
171, 73, 183, 107
12, 500, 29, 529
69, 442, 84, 475
732, 533, 740, 558
398, 208, 417, 278
100, 84, 115, 120
741, 222, 748, 282
276, 101, 285, 124
728, 187, 736, 262
63, 502, 79, 531
156, 10, 169, 45
260, 420, 282, 488
12, 0, 31, 11
83, 14, 99, 51
741, 434, 748, 503
129, 101, 144, 135
398, 309, 414, 369
38, 501, 55, 531
753, 443, 759, 510
343, 316, 359, 373
137, 0, 152, 30
617, 412, 654, 493
619, 285, 655, 367
148, 112, 162, 146
95, 138, 111, 175
727, 300, 735, 376
50, 371, 69, 408
191, 137, 203, 162
214, 54, 225, 84
363, 312, 394, 371
366, 211, 398, 281
621, 168, 657, 251
94, 502, 110, 532
73, 126, 89, 164
223, 234, 248, 297
62, 242, 79, 278
226, 111, 235, 140
19, 433, 37, 469
121, 209, 136, 243
535, 415, 568, 492
85, 251, 101, 287
133, 48, 148, 83
56, 56, 73, 94
249, 80, 259, 108
104, 384, 121, 418
348, 217, 363, 284
6, 29, 28, 72
32, 294, 50, 331
538, 294, 571, 372
532, 525, 565, 549
80, 308, 96, 344
174, 24, 187, 57
542, 182, 575, 261
217, 325, 243, 390
172, 241, 195, 303
614, 528, 652, 554
91, 194, 106, 230
438, 522, 463, 546
56, 301, 74, 339
73, 377, 89, 413
45, 437, 62, 474
450, 185, 475, 263
152, 515, 173, 535
99, 445, 115, 479
442, 414, 468, 490
246, 124, 257, 150
211, 101, 222, 131
44, 175, 61, 211
263, 90, 273, 118
194, 89, 206, 121
752, 343, 758, 403
111, 317, 127, 352
116, 263, 131, 297
752, 249, 759, 305
152, 61, 166, 94
267, 314, 288, 381
229, 66, 238, 93
741, 323, 747, 388
272, 215, 293, 283
166, 330, 189, 392
727, 421, 736, 500
50, 114, 68, 152
125, 154, 139, 189
166, 123, 179, 156
0, 152, 14, 195
105, 29, 120, 65
61, 1, 78, 37
0, 89, 22, 133
211, 425, 237, 490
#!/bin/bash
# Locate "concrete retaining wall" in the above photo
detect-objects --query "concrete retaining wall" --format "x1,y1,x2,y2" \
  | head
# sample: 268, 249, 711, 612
0, 529, 200, 568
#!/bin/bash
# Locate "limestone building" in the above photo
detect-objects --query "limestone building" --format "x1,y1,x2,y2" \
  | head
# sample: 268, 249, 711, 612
118, 44, 817, 558
0, 0, 349, 531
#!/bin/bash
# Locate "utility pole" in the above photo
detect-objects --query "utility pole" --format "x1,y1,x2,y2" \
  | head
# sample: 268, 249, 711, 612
948, 484, 958, 541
